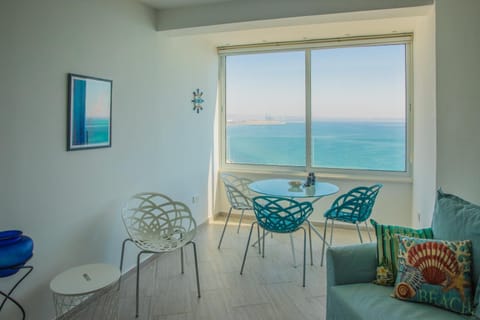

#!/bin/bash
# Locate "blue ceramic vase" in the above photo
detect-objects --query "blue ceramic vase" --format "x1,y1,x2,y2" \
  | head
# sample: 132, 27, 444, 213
0, 230, 34, 277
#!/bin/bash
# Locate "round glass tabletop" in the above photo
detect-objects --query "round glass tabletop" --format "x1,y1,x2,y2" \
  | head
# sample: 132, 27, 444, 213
248, 178, 339, 198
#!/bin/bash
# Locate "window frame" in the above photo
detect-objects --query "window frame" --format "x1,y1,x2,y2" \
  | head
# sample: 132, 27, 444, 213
218, 34, 413, 180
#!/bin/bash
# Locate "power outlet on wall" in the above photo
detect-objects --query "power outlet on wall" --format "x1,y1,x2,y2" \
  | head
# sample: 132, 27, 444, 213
192, 195, 200, 204
417, 212, 421, 223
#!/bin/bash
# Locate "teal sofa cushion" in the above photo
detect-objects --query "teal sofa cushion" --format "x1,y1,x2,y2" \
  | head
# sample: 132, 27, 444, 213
329, 283, 473, 320
432, 190, 480, 290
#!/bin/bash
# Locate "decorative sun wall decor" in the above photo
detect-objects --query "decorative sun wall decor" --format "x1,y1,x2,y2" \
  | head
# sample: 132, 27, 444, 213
191, 88, 204, 114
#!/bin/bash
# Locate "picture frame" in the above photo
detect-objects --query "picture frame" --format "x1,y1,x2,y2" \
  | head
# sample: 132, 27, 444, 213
67, 73, 112, 151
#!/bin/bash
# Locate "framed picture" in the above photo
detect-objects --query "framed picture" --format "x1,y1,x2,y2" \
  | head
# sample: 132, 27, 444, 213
67, 73, 112, 151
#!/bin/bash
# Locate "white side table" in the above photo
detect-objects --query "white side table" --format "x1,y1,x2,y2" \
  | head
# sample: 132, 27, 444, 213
50, 264, 120, 319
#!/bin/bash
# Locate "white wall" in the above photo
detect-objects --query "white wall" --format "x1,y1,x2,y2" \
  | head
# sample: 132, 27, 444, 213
0, 0, 217, 319
411, 6, 436, 227
435, 0, 480, 206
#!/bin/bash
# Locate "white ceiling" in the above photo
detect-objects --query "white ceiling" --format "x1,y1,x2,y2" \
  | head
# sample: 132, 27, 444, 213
138, 1, 432, 48
201, 16, 419, 47
159, 6, 430, 47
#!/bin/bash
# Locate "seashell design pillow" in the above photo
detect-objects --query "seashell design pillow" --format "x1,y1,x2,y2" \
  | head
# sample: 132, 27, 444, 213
393, 235, 473, 315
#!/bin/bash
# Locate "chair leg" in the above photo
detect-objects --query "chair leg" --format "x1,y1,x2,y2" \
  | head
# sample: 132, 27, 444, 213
321, 219, 329, 267
365, 221, 372, 242
301, 227, 307, 287
218, 207, 233, 249
135, 251, 146, 318
329, 219, 335, 247
308, 222, 313, 266
134, 250, 154, 318
288, 233, 298, 267
356, 222, 364, 243
180, 247, 184, 274
262, 228, 266, 258
119, 238, 133, 274
257, 223, 261, 255
189, 241, 201, 298
240, 222, 257, 275
237, 209, 245, 233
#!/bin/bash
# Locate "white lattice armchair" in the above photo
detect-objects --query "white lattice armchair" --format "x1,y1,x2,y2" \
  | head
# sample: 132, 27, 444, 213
119, 192, 200, 318
218, 173, 255, 249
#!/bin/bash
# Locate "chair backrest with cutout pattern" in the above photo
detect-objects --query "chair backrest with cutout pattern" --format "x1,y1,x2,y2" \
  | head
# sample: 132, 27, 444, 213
253, 196, 313, 233
325, 184, 382, 223
221, 174, 254, 210
121, 192, 196, 251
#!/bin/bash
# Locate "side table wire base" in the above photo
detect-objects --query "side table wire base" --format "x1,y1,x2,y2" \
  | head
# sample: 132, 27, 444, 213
53, 282, 119, 320
50, 264, 120, 320
0, 265, 34, 320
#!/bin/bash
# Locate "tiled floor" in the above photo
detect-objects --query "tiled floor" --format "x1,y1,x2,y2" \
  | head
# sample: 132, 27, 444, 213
64, 215, 369, 320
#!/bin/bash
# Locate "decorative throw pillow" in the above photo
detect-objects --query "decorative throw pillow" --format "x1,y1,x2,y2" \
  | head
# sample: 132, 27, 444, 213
393, 235, 473, 315
370, 219, 433, 286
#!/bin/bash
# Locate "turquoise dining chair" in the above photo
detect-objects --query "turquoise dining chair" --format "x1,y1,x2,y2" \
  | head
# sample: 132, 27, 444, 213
240, 196, 314, 287
320, 184, 382, 266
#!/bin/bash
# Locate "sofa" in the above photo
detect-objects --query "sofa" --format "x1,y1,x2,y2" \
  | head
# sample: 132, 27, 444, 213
326, 191, 480, 320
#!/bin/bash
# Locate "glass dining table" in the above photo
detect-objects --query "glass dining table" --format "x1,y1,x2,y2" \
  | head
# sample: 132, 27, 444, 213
248, 178, 339, 266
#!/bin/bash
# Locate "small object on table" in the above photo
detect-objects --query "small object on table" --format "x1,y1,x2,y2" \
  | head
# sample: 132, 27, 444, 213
50, 264, 120, 319
288, 180, 303, 192
304, 172, 316, 187
0, 230, 34, 320
288, 180, 303, 188
288, 180, 302, 187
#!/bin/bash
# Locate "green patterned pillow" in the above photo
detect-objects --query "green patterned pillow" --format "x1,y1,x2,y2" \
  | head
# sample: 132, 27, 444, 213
393, 235, 473, 315
370, 219, 434, 286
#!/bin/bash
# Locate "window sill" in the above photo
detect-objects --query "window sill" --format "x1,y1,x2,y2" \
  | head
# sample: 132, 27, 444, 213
219, 165, 412, 184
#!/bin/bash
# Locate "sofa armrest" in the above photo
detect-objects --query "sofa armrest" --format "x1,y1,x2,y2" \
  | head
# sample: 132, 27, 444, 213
326, 243, 377, 287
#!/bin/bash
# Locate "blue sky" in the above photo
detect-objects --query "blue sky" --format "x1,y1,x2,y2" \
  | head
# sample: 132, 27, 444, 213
85, 79, 111, 119
226, 44, 406, 121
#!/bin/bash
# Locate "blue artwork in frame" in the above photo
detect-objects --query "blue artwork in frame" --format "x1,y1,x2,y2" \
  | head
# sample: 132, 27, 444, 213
67, 73, 112, 151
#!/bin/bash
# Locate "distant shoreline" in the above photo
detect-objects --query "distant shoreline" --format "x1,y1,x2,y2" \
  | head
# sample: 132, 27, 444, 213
227, 120, 286, 125
226, 119, 405, 126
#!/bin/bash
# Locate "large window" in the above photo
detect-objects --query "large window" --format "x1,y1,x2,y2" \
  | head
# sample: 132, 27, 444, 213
221, 36, 411, 174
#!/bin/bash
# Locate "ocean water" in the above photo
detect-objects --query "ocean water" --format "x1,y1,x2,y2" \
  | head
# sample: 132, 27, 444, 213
226, 121, 406, 171
86, 118, 110, 144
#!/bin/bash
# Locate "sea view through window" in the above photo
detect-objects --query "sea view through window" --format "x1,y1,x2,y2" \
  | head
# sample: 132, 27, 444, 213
222, 36, 409, 173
